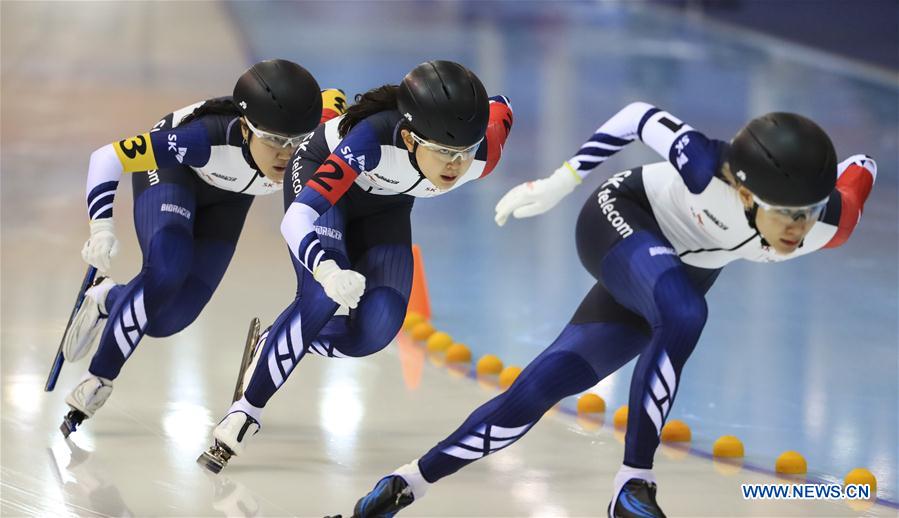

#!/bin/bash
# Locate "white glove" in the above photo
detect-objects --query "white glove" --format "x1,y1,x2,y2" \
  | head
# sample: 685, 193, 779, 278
494, 162, 582, 226
313, 259, 366, 308
81, 219, 119, 273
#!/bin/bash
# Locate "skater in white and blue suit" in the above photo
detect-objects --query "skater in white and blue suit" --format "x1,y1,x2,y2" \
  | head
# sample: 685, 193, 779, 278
60, 60, 346, 434
351, 102, 877, 518
201, 61, 514, 471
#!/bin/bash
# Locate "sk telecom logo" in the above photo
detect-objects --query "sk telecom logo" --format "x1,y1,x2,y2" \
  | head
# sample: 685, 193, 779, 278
167, 134, 187, 163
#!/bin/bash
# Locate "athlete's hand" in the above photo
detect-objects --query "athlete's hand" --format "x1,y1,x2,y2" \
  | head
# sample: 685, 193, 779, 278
495, 162, 581, 226
81, 219, 119, 272
313, 259, 366, 308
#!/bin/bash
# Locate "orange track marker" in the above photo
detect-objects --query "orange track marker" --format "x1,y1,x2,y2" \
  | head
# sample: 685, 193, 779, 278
407, 244, 431, 320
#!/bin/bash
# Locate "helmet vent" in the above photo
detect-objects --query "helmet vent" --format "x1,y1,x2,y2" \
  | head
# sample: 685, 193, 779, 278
256, 73, 283, 110
265, 89, 283, 110
748, 128, 782, 171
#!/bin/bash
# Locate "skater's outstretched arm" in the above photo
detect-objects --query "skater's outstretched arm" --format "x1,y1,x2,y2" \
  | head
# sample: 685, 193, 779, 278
565, 102, 724, 190
495, 102, 726, 225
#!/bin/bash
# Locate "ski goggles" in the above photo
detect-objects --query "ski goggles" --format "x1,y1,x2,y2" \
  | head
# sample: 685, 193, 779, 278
245, 118, 311, 149
409, 132, 482, 163
752, 194, 829, 223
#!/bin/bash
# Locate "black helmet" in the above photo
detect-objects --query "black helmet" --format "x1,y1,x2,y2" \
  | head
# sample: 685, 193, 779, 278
233, 59, 322, 136
729, 112, 836, 206
397, 60, 489, 147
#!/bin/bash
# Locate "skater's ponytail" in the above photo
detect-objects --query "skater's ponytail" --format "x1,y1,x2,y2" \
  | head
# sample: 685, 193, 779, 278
179, 98, 242, 126
338, 85, 399, 138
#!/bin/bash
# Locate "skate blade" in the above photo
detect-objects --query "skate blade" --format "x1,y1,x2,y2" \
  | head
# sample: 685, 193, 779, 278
59, 420, 74, 438
59, 410, 86, 438
196, 448, 227, 474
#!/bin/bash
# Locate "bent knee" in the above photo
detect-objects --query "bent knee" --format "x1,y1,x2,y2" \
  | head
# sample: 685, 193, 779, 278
145, 320, 190, 338
356, 287, 406, 342
654, 271, 708, 333
143, 278, 214, 337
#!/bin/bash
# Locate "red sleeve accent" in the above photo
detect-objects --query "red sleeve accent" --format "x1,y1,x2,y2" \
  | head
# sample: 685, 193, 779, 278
824, 164, 874, 248
320, 108, 341, 124
480, 101, 514, 178
307, 154, 358, 206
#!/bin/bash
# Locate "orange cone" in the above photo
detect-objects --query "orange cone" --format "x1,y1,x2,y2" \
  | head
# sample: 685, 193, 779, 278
396, 329, 424, 391
407, 244, 431, 320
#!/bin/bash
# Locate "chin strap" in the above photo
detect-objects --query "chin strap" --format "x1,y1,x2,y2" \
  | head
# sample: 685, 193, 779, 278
744, 203, 772, 248
241, 134, 263, 176
396, 122, 426, 179
406, 141, 426, 177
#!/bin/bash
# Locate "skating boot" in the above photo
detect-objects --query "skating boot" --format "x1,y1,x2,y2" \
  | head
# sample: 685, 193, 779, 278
62, 276, 115, 362
609, 478, 666, 518
197, 319, 267, 474
61, 374, 113, 437
351, 475, 415, 517
197, 411, 260, 474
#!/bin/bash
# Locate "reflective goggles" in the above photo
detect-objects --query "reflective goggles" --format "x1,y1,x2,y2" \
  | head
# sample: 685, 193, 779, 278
409, 132, 482, 163
752, 194, 829, 223
245, 118, 310, 149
